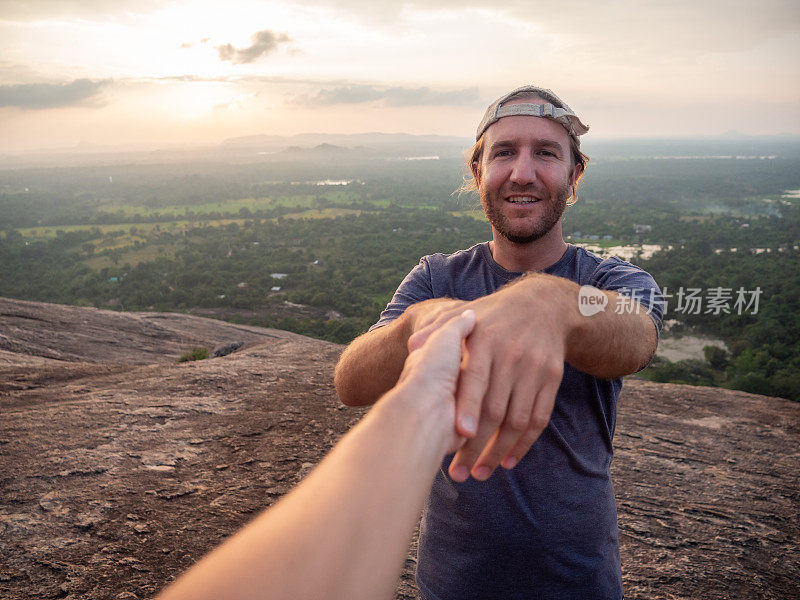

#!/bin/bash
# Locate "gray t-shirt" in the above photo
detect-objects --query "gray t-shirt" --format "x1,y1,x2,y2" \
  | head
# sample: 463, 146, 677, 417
371, 242, 664, 600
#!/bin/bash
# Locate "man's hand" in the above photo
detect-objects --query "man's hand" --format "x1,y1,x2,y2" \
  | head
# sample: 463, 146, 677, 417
408, 274, 574, 482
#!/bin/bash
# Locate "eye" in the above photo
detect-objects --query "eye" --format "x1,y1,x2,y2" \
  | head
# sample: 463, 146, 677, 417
494, 149, 512, 158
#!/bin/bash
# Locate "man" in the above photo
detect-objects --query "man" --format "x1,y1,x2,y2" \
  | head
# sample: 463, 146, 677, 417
335, 85, 664, 599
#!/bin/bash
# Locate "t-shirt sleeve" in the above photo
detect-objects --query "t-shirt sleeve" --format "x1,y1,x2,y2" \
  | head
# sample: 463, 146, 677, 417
588, 256, 665, 340
369, 257, 436, 331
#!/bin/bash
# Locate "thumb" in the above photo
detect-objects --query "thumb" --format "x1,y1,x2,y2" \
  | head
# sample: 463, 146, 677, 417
422, 309, 476, 353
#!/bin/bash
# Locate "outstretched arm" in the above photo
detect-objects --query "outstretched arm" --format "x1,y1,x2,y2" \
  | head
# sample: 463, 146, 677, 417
157, 311, 476, 600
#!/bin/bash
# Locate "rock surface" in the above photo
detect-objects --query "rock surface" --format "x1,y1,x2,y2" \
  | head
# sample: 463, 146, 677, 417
1, 297, 798, 599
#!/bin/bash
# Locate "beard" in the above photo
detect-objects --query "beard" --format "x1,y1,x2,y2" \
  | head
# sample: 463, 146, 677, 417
480, 180, 571, 245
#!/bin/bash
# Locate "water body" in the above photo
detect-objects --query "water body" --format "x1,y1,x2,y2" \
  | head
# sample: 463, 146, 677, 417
579, 244, 665, 260
656, 334, 727, 363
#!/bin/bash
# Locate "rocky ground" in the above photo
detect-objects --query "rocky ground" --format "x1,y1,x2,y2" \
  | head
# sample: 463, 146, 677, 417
1, 297, 798, 600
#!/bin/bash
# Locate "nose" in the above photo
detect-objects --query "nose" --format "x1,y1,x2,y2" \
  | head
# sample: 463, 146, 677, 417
509, 152, 537, 186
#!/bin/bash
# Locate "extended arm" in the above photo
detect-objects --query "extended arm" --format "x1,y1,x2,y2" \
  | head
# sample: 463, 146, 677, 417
157, 311, 476, 600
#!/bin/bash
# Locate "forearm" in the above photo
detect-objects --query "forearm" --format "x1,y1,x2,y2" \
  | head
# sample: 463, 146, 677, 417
334, 313, 412, 406
530, 274, 658, 379
157, 380, 452, 600
334, 298, 460, 406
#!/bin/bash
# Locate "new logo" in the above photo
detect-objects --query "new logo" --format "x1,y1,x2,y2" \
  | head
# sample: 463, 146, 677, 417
578, 285, 607, 316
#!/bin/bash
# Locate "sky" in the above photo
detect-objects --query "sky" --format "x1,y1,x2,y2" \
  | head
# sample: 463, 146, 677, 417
1, 0, 799, 153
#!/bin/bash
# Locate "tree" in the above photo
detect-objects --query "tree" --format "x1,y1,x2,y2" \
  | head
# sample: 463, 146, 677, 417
703, 345, 729, 370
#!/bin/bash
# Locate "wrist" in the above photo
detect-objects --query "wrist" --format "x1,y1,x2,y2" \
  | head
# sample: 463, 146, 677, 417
516, 273, 582, 342
378, 378, 454, 455
398, 302, 422, 339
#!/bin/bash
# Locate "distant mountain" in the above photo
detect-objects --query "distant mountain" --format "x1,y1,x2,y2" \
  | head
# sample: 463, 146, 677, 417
215, 132, 472, 161
220, 132, 470, 150
282, 143, 352, 155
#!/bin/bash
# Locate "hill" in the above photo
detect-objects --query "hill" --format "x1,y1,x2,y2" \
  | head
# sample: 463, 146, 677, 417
0, 297, 798, 599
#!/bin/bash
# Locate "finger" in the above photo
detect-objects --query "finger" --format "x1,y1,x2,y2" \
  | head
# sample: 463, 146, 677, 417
402, 310, 477, 387
500, 376, 560, 470
420, 309, 476, 356
407, 307, 466, 352
448, 369, 499, 482
469, 369, 539, 478
450, 349, 513, 480
451, 335, 494, 441
450, 428, 501, 482
409, 309, 476, 356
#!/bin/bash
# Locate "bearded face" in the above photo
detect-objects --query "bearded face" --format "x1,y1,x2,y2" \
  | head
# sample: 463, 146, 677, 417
473, 97, 580, 249
479, 177, 571, 245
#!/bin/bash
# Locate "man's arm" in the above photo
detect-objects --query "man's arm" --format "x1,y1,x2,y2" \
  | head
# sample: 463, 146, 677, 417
333, 309, 411, 407
334, 297, 466, 406
157, 311, 476, 600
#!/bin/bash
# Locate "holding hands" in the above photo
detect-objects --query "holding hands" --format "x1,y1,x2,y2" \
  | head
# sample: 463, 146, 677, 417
404, 275, 573, 483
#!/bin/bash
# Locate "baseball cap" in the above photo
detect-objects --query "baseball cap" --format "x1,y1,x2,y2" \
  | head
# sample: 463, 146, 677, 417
476, 85, 589, 143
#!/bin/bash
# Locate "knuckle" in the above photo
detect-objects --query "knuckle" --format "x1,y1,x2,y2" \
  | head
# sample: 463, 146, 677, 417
545, 361, 564, 380
505, 343, 525, 363
505, 412, 529, 432
525, 351, 545, 369
483, 403, 506, 424
530, 414, 550, 433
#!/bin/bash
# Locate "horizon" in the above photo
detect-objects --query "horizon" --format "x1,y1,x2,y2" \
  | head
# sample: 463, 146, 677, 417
1, 0, 799, 154
4, 131, 800, 170
8, 130, 800, 155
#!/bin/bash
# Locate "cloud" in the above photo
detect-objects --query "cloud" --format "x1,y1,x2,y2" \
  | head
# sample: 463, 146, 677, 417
290, 85, 479, 107
0, 79, 110, 109
294, 0, 800, 52
0, 61, 43, 85
216, 29, 291, 65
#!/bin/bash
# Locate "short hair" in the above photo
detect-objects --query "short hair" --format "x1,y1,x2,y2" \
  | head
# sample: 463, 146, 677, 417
461, 90, 589, 206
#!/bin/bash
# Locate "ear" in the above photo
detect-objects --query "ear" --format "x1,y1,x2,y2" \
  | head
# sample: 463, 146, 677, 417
568, 163, 583, 196
471, 160, 482, 188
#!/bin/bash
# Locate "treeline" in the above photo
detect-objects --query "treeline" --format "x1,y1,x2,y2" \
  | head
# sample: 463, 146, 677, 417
639, 246, 800, 401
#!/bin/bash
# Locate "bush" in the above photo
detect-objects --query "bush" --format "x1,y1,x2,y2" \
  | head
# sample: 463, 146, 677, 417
703, 345, 729, 370
178, 347, 209, 362
640, 359, 717, 387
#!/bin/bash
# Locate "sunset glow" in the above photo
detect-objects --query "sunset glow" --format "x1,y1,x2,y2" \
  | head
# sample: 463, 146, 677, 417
1, 0, 798, 153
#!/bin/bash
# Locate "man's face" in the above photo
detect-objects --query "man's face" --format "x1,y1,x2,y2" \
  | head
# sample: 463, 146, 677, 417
474, 104, 579, 246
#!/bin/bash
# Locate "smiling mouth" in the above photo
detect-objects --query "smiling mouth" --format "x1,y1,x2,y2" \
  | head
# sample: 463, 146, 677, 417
506, 196, 540, 204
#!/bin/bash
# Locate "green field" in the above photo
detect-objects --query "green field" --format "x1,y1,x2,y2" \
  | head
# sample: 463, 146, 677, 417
84, 243, 176, 270
16, 219, 251, 239
282, 208, 363, 219
96, 197, 279, 218
95, 191, 365, 218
